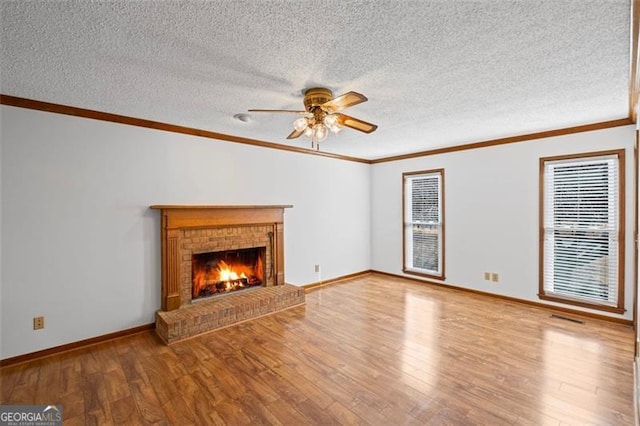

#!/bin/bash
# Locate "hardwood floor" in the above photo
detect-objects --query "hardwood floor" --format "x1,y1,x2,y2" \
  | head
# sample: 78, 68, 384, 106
1, 273, 635, 425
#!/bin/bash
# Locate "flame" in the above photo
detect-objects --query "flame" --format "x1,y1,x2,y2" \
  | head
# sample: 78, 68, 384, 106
255, 255, 263, 282
192, 268, 206, 298
217, 261, 247, 281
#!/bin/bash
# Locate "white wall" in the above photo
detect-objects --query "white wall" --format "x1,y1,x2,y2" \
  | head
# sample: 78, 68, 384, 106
2, 105, 636, 360
0, 106, 371, 359
371, 125, 636, 320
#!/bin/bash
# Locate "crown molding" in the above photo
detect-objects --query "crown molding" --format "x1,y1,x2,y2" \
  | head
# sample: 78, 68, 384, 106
0, 94, 370, 164
370, 118, 634, 164
2, 95, 634, 165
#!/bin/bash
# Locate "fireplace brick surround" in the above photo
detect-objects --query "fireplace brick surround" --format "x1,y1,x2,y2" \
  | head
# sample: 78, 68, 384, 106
150, 205, 305, 344
181, 225, 272, 303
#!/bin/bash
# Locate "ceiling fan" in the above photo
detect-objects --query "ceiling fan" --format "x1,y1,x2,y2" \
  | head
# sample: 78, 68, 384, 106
249, 87, 377, 149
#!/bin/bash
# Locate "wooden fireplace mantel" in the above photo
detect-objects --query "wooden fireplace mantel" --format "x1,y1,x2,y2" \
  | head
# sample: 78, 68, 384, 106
150, 205, 292, 311
150, 205, 293, 229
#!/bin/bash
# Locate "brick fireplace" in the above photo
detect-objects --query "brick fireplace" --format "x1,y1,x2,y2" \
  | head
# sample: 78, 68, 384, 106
150, 205, 305, 343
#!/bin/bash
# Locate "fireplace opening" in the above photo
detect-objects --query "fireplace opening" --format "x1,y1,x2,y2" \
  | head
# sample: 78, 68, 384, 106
192, 247, 266, 301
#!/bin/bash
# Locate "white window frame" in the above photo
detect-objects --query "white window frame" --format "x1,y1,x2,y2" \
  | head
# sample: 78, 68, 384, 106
539, 149, 625, 314
403, 169, 445, 280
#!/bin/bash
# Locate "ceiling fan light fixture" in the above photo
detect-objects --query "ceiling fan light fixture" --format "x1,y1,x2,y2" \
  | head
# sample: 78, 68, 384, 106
323, 114, 338, 127
297, 114, 341, 145
312, 124, 328, 142
293, 117, 308, 131
304, 127, 314, 138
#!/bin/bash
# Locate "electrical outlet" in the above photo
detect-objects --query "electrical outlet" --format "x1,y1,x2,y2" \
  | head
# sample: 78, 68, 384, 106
484, 272, 490, 280
491, 273, 499, 282
33, 316, 44, 330
315, 264, 320, 273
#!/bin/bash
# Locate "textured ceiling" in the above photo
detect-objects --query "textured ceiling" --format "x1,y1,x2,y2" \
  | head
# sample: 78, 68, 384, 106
0, 1, 632, 160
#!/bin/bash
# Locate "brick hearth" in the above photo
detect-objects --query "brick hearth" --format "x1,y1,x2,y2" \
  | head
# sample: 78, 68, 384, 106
155, 284, 305, 344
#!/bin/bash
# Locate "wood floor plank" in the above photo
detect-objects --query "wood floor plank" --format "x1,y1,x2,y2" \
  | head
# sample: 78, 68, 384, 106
82, 372, 112, 424
1, 273, 634, 424
325, 400, 365, 425
291, 398, 339, 424
348, 398, 405, 425
270, 363, 334, 409
230, 364, 281, 405
95, 343, 122, 373
109, 395, 139, 425
0, 363, 26, 400
117, 349, 150, 387
233, 392, 284, 425
161, 395, 197, 425
129, 381, 165, 424
0, 362, 40, 404
59, 355, 84, 397
187, 368, 229, 407
58, 390, 85, 421
103, 368, 131, 403
175, 375, 223, 424
263, 397, 311, 425
77, 349, 103, 376
34, 358, 61, 404
209, 398, 254, 425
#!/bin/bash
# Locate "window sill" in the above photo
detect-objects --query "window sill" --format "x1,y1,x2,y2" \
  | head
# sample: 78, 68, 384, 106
403, 268, 445, 281
538, 293, 625, 314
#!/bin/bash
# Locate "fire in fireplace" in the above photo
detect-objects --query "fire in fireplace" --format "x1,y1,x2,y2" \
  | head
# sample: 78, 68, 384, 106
192, 247, 266, 301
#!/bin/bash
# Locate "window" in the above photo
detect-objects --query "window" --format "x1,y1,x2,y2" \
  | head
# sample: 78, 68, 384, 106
403, 169, 445, 279
539, 149, 625, 313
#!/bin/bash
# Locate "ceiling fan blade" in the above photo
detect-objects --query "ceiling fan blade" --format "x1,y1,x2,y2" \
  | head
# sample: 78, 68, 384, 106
248, 109, 306, 114
321, 91, 368, 112
286, 128, 304, 139
337, 113, 378, 134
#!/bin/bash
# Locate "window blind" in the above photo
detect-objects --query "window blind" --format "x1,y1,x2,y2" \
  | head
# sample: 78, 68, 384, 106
404, 171, 443, 277
542, 154, 619, 306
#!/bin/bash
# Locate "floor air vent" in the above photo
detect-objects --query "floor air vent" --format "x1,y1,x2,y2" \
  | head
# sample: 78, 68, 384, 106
550, 314, 584, 324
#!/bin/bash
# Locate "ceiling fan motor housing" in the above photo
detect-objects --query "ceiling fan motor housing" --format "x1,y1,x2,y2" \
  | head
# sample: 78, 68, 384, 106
303, 87, 333, 111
